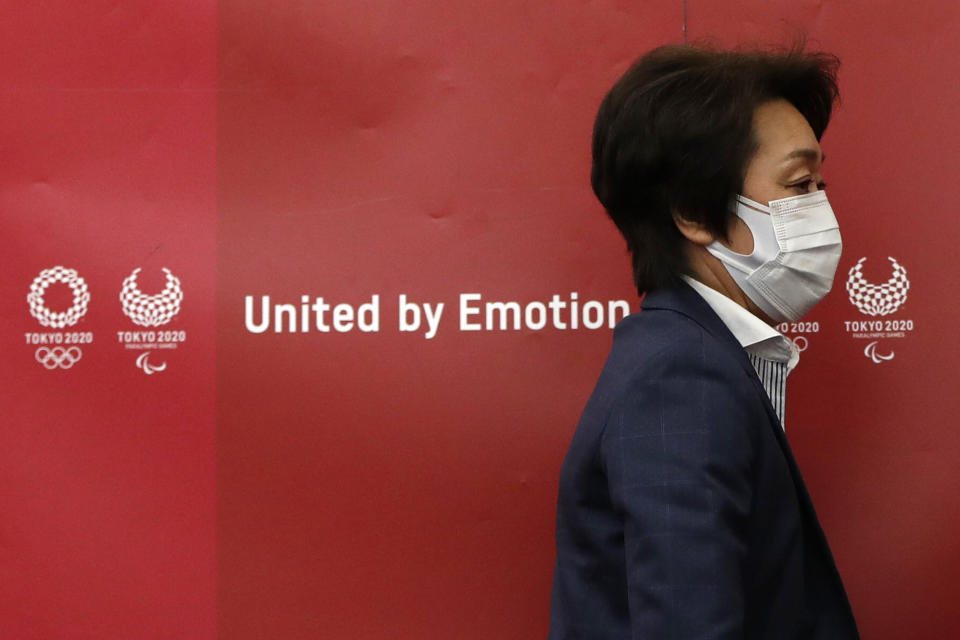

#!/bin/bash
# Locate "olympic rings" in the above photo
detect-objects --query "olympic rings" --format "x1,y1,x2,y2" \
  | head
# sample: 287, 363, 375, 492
35, 346, 83, 369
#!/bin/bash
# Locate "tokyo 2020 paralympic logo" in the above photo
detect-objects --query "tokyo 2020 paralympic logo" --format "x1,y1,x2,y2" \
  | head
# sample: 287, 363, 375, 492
27, 266, 91, 328
845, 257, 910, 317
843, 256, 915, 365
120, 268, 183, 327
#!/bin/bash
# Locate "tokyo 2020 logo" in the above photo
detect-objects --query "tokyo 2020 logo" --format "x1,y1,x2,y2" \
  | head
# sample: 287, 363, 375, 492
845, 257, 909, 317
843, 256, 914, 365
27, 266, 91, 328
120, 268, 183, 327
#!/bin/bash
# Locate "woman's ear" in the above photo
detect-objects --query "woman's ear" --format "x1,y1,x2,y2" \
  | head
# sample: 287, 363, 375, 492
672, 211, 717, 246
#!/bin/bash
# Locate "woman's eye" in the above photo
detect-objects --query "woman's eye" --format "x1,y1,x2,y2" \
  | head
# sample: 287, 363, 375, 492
789, 179, 827, 191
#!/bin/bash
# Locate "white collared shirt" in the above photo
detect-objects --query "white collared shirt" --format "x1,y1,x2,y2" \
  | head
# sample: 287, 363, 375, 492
681, 276, 798, 429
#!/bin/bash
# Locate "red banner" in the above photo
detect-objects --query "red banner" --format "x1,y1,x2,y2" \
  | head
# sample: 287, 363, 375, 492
2, 1, 958, 638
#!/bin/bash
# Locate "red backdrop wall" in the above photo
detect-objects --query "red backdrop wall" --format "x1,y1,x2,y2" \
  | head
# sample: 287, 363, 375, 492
2, 1, 957, 638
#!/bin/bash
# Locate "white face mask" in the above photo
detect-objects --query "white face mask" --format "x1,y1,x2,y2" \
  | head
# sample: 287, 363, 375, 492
705, 190, 842, 323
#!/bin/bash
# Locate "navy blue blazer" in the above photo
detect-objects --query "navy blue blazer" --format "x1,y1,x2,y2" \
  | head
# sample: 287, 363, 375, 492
549, 283, 859, 639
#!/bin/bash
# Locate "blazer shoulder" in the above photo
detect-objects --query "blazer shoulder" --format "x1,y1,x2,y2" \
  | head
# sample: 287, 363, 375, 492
595, 308, 765, 444
606, 307, 747, 383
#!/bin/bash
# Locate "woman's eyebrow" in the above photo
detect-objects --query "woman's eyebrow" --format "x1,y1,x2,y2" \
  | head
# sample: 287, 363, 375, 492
782, 148, 825, 163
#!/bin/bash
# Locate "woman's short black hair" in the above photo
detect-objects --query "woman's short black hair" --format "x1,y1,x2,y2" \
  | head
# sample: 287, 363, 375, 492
590, 43, 840, 295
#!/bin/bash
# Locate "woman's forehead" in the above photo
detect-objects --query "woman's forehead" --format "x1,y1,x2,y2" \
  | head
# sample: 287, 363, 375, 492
752, 100, 821, 158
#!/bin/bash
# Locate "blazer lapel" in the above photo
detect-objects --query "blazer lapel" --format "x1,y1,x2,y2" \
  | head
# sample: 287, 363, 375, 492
641, 283, 853, 606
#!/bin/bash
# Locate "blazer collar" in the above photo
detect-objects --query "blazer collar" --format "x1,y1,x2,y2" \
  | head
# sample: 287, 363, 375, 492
642, 280, 781, 424
644, 281, 854, 613
641, 281, 759, 379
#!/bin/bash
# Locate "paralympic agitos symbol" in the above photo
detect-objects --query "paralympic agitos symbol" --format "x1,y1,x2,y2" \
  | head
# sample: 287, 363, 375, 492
864, 341, 895, 364
136, 351, 167, 375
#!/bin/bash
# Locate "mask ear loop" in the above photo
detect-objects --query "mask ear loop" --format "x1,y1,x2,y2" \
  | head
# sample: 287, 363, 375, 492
735, 194, 770, 211
705, 197, 779, 275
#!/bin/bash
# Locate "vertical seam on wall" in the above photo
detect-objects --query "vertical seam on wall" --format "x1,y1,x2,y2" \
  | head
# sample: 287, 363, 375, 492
682, 0, 688, 43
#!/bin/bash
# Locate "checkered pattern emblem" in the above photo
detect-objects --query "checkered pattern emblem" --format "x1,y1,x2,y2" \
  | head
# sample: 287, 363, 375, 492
846, 257, 909, 316
27, 266, 91, 328
120, 268, 183, 327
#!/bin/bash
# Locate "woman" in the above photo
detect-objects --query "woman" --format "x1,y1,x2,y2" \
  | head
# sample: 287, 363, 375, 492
548, 45, 859, 639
